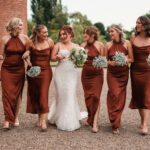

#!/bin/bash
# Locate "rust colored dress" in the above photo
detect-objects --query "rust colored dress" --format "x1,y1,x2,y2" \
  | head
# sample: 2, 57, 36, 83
107, 42, 129, 130
81, 41, 104, 126
129, 44, 150, 109
1, 36, 26, 123
26, 47, 52, 114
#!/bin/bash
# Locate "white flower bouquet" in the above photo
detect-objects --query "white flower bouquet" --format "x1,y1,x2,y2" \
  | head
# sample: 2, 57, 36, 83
146, 54, 150, 65
26, 66, 41, 77
92, 56, 107, 69
69, 47, 87, 66
112, 51, 127, 66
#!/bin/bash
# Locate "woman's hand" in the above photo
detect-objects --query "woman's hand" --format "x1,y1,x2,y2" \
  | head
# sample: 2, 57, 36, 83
25, 58, 32, 67
56, 54, 65, 61
108, 60, 116, 66
22, 51, 30, 60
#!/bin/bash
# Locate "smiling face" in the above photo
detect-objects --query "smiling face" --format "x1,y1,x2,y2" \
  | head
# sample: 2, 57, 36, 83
15, 21, 23, 34
83, 32, 91, 41
108, 28, 120, 41
59, 30, 71, 43
38, 26, 48, 41
136, 18, 145, 33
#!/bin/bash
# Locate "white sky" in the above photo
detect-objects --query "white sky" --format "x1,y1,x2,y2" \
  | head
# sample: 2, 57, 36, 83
27, 0, 150, 30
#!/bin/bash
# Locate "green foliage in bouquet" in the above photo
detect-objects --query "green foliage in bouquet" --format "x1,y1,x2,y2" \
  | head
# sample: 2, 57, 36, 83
146, 54, 150, 65
69, 47, 87, 66
92, 56, 107, 69
26, 66, 41, 77
112, 51, 126, 66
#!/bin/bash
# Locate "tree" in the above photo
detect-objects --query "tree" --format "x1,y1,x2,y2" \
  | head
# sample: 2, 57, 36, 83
145, 11, 150, 18
69, 12, 92, 44
94, 22, 106, 36
31, 0, 58, 28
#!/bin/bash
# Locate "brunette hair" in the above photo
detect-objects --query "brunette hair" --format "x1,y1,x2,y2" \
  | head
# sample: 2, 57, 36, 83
83, 26, 99, 40
59, 25, 74, 38
135, 16, 150, 37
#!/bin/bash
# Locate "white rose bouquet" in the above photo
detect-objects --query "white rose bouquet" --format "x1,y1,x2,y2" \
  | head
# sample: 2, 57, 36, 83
92, 56, 107, 69
146, 54, 150, 65
112, 51, 127, 66
69, 47, 87, 66
26, 66, 41, 77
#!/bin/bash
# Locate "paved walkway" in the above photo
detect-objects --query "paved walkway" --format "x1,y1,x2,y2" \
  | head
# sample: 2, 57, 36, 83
0, 68, 150, 150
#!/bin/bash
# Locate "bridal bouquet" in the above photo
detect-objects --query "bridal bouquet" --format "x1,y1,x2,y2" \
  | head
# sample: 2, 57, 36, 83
146, 54, 150, 65
26, 66, 41, 77
112, 51, 127, 66
92, 56, 107, 69
69, 47, 87, 66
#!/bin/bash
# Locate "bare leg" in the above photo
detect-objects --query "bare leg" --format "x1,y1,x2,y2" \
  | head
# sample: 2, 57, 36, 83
138, 109, 144, 128
141, 109, 149, 135
92, 103, 100, 133
39, 113, 47, 132
14, 97, 21, 126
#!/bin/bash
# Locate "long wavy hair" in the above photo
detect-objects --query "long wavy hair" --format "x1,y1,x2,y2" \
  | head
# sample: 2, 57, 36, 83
135, 16, 150, 37
30, 24, 46, 44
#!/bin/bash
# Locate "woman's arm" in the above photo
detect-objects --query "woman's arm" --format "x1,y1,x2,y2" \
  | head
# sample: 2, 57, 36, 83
0, 37, 6, 69
126, 40, 134, 63
51, 43, 64, 61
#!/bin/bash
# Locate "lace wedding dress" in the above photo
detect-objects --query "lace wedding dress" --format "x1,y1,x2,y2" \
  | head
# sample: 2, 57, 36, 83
48, 49, 83, 131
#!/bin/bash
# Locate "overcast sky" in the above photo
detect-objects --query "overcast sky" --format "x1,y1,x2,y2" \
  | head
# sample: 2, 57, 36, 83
27, 0, 150, 30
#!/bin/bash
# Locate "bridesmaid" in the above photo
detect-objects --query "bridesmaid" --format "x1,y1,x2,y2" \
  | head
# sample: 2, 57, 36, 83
25, 24, 54, 131
0, 17, 30, 129
106, 24, 133, 134
129, 16, 150, 135
81, 26, 104, 133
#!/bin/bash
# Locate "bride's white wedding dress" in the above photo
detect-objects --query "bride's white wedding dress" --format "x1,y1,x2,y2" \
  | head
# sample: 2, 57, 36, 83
48, 49, 82, 131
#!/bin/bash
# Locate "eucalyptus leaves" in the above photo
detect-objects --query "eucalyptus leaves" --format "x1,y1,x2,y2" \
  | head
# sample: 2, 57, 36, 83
92, 56, 107, 69
26, 66, 41, 77
69, 47, 87, 66
146, 54, 150, 65
112, 51, 127, 66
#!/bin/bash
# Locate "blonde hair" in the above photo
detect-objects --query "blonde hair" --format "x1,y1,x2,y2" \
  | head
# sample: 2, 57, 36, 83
6, 17, 23, 33
30, 24, 47, 44
108, 24, 124, 42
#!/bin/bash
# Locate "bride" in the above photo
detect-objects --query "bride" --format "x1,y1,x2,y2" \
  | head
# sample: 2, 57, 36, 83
48, 25, 82, 131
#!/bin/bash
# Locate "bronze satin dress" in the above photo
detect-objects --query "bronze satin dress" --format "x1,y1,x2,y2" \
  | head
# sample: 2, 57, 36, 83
1, 36, 26, 123
107, 42, 129, 129
81, 42, 104, 126
129, 44, 150, 109
27, 47, 52, 114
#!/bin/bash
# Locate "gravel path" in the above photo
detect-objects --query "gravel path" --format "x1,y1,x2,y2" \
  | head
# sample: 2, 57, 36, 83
0, 68, 150, 150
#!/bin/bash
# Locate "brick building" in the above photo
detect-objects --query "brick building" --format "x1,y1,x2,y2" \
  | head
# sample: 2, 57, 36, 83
0, 0, 27, 36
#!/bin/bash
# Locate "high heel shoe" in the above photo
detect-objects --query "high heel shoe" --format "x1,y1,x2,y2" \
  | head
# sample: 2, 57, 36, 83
141, 127, 148, 135
112, 128, 120, 134
3, 121, 10, 130
13, 118, 19, 127
92, 127, 99, 133
39, 121, 47, 132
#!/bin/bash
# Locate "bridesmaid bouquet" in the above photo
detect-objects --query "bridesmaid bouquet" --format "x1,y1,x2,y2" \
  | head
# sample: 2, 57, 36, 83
146, 54, 150, 65
92, 56, 107, 69
69, 47, 87, 66
26, 66, 41, 77
112, 51, 127, 66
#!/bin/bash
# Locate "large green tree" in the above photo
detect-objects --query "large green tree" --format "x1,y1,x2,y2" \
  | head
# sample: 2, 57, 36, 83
69, 12, 92, 44
31, 0, 58, 28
